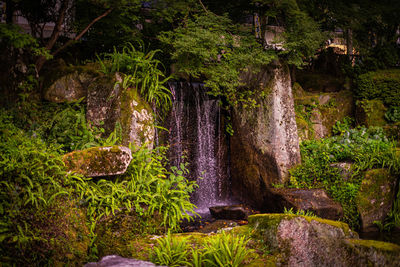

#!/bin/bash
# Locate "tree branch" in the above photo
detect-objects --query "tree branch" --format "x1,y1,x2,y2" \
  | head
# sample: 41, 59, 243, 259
52, 8, 113, 56
46, 0, 69, 50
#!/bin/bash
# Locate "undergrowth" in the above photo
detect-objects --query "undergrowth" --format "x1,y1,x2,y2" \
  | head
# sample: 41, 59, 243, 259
289, 122, 400, 229
0, 107, 198, 264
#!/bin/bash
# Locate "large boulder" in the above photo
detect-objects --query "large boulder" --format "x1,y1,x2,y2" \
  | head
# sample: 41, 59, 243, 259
356, 169, 398, 232
249, 214, 400, 266
44, 71, 95, 103
265, 188, 343, 220
63, 146, 132, 177
230, 62, 301, 210
86, 73, 155, 148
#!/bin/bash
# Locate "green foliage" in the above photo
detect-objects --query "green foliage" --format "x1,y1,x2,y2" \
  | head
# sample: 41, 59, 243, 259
283, 207, 317, 218
385, 106, 400, 123
289, 126, 400, 229
332, 116, 354, 135
0, 109, 88, 264
98, 43, 172, 115
150, 233, 190, 267
201, 231, 253, 267
159, 12, 277, 108
0, 24, 51, 58
355, 69, 400, 107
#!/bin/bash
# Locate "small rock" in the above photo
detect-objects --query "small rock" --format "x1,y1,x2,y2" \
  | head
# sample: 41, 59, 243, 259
63, 146, 132, 177
209, 205, 254, 220
85, 255, 163, 267
330, 162, 353, 181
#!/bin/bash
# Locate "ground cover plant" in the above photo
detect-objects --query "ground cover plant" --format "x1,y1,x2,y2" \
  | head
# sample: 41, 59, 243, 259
289, 119, 400, 229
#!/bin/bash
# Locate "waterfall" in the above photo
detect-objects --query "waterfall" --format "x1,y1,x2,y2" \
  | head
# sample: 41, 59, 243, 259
167, 82, 231, 213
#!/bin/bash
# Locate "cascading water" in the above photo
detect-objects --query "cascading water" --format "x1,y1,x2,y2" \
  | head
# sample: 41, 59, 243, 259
167, 81, 232, 214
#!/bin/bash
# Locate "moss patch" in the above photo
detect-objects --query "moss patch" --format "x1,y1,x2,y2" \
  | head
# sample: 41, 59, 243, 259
356, 99, 387, 127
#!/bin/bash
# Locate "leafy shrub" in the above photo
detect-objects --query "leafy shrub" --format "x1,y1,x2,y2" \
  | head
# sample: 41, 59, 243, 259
290, 126, 400, 228
385, 106, 400, 123
150, 233, 190, 267
98, 43, 172, 115
355, 69, 400, 107
332, 117, 354, 136
283, 207, 317, 218
0, 109, 89, 264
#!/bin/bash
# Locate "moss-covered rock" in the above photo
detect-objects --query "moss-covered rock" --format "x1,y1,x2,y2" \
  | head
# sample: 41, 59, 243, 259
248, 213, 400, 266
63, 146, 132, 177
86, 73, 154, 148
355, 99, 387, 127
294, 88, 354, 141
356, 169, 398, 232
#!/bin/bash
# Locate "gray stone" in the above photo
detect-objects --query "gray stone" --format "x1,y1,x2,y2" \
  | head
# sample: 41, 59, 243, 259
249, 214, 400, 267
230, 62, 301, 210
85, 255, 163, 267
86, 73, 154, 148
310, 109, 328, 139
330, 162, 353, 181
63, 146, 132, 177
44, 71, 94, 103
266, 188, 343, 220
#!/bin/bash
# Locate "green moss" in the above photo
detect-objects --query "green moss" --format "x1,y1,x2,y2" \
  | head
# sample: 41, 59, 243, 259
347, 239, 400, 252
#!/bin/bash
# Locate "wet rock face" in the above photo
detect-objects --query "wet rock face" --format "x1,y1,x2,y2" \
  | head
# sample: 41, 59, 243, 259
63, 146, 132, 177
249, 214, 400, 267
356, 169, 398, 232
230, 62, 301, 210
265, 188, 343, 220
85, 255, 162, 267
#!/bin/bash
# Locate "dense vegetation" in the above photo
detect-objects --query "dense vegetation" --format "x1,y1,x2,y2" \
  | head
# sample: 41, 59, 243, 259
1, 0, 400, 265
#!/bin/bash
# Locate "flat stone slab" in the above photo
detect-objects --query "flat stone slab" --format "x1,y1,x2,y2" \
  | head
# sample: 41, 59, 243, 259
85, 255, 164, 267
63, 146, 132, 177
209, 205, 254, 220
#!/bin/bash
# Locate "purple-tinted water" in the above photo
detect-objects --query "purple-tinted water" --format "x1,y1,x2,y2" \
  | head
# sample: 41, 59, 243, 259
167, 82, 232, 214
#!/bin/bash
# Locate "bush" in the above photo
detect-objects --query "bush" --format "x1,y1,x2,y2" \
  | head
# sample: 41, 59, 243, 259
355, 69, 400, 107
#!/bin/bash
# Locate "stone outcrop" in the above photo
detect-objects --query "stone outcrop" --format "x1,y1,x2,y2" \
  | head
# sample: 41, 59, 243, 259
265, 188, 343, 220
63, 146, 132, 177
230, 62, 301, 210
356, 169, 398, 232
249, 213, 400, 267
293, 82, 354, 141
86, 73, 155, 148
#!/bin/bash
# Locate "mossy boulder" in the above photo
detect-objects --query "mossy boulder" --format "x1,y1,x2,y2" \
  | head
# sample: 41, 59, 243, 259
42, 63, 100, 103
63, 146, 132, 177
86, 73, 155, 148
248, 213, 400, 266
356, 169, 398, 232
265, 188, 343, 220
231, 62, 301, 210
355, 99, 387, 127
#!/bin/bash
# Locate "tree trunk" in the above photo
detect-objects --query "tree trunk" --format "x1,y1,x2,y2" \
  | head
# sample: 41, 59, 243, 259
346, 28, 353, 60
